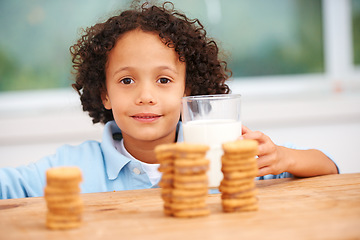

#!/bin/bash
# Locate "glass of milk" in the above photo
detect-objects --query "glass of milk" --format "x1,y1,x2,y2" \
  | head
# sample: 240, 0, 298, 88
181, 94, 241, 187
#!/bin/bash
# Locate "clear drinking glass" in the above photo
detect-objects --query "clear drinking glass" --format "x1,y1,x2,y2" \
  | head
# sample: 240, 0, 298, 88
181, 94, 241, 187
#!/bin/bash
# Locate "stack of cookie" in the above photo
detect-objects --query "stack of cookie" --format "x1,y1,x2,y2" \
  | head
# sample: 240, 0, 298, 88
220, 139, 259, 212
44, 166, 83, 230
155, 144, 176, 216
155, 143, 210, 218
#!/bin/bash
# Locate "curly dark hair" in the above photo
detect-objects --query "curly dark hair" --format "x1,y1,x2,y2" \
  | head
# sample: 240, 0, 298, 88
70, 1, 231, 124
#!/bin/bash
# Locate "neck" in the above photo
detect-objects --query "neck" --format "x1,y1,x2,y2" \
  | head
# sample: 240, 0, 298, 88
122, 131, 177, 164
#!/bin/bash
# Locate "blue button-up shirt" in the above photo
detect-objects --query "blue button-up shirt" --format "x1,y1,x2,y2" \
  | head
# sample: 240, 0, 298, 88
0, 121, 336, 199
0, 121, 176, 199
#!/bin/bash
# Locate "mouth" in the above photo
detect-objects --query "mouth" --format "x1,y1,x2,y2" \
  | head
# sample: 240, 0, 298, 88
131, 113, 162, 123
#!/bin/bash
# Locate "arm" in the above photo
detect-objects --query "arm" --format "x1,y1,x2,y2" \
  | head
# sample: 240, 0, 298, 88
0, 163, 48, 199
241, 126, 338, 178
0, 142, 111, 199
0, 151, 60, 199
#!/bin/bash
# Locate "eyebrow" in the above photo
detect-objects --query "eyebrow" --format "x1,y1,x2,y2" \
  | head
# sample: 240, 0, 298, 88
112, 66, 133, 78
112, 65, 179, 77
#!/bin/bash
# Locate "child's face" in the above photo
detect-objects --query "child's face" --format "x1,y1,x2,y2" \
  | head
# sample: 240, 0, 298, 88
102, 29, 186, 145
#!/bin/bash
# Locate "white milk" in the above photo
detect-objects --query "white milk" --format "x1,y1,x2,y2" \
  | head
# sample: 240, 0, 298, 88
182, 119, 242, 187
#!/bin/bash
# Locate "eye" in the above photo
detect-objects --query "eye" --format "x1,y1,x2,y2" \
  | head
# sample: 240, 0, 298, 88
120, 78, 134, 85
157, 78, 171, 84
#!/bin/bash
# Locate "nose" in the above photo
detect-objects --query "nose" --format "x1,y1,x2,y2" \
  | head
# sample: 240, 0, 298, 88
135, 84, 157, 105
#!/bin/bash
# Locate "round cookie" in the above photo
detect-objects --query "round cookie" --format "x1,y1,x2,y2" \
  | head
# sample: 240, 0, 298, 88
44, 186, 81, 195
172, 188, 208, 197
174, 158, 210, 175
221, 156, 257, 165
47, 198, 84, 212
222, 168, 259, 179
172, 207, 210, 218
220, 178, 255, 187
222, 196, 257, 208
175, 142, 209, 154
219, 181, 256, 194
221, 161, 258, 172
173, 174, 208, 189
221, 188, 258, 199
157, 160, 173, 173
222, 152, 259, 160
159, 173, 174, 188
154, 143, 177, 157
171, 201, 207, 211
46, 218, 82, 230
223, 203, 259, 213
222, 139, 259, 154
172, 195, 207, 204
46, 167, 82, 187
45, 194, 81, 204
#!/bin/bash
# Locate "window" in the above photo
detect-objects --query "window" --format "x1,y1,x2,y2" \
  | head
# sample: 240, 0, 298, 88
0, 1, 128, 91
177, 0, 324, 77
0, 0, 358, 93
352, 0, 360, 66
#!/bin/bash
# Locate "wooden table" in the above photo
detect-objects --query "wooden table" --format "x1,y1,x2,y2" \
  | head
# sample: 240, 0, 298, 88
1, 173, 360, 240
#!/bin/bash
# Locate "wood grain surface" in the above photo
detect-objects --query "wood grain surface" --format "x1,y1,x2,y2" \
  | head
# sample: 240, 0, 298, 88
1, 173, 359, 240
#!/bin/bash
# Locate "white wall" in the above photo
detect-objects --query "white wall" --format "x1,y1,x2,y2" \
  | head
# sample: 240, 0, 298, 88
0, 89, 104, 167
240, 91, 360, 174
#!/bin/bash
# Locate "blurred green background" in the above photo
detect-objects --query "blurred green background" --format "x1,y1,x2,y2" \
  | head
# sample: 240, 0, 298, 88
353, 0, 360, 65
0, 0, 359, 92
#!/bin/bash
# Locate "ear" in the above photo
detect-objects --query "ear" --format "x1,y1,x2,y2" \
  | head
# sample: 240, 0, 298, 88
101, 91, 112, 110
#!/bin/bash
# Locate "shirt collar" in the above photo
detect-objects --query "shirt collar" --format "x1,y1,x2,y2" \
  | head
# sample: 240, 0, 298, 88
100, 121, 183, 180
101, 121, 130, 180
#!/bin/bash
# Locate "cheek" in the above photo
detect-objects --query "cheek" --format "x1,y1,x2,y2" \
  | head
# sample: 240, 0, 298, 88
167, 84, 185, 114
109, 94, 128, 114
162, 95, 182, 116
111, 103, 131, 131
113, 97, 131, 113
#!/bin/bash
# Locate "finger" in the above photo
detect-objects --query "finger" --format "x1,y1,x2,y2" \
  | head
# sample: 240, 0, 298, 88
256, 155, 271, 169
257, 154, 284, 177
256, 155, 274, 176
257, 166, 272, 177
242, 130, 266, 142
258, 143, 277, 158
243, 132, 273, 155
241, 125, 251, 135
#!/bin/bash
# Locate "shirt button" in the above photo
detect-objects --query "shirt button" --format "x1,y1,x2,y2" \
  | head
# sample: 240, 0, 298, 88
133, 168, 141, 175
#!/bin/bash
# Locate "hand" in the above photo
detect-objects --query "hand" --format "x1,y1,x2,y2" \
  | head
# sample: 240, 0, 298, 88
241, 125, 288, 177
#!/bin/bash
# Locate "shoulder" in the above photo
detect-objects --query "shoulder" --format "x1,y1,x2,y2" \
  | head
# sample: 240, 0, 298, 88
56, 140, 102, 154
20, 140, 105, 171
51, 140, 103, 165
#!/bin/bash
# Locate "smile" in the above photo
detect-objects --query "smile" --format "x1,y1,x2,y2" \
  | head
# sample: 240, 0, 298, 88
131, 113, 162, 123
